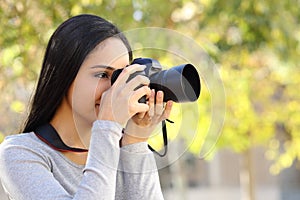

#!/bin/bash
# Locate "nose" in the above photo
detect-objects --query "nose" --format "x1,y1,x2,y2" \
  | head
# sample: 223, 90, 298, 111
95, 80, 111, 98
103, 80, 112, 91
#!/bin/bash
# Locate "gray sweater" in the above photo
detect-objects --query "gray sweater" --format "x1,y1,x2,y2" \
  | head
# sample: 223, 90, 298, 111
0, 120, 164, 200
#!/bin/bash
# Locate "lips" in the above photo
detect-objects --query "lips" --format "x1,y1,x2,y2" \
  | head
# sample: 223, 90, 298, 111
95, 102, 100, 111
95, 100, 100, 114
95, 103, 100, 114
95, 100, 100, 106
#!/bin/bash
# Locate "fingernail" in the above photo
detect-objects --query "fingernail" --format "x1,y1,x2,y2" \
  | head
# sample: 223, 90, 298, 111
158, 91, 163, 97
152, 89, 155, 96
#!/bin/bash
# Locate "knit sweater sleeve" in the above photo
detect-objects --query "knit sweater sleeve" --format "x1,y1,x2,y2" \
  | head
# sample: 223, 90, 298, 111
0, 120, 122, 200
115, 142, 164, 200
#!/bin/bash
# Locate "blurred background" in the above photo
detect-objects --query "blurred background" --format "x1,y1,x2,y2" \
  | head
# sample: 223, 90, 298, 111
0, 0, 300, 200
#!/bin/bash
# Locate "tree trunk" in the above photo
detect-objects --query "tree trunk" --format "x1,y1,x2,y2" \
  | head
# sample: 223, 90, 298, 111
239, 148, 255, 200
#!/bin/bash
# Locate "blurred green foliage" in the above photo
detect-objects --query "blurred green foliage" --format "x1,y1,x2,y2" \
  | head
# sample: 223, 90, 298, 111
1, 0, 299, 174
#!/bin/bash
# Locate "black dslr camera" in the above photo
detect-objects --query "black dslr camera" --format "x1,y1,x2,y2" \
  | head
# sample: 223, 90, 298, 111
111, 58, 201, 103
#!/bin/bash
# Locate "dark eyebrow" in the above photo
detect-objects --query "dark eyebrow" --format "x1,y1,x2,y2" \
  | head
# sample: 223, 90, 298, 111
90, 65, 116, 71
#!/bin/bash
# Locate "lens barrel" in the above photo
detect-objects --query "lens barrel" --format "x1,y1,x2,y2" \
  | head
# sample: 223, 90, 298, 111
111, 58, 201, 103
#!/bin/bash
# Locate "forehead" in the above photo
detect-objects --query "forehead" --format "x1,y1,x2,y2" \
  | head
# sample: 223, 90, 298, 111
87, 37, 129, 66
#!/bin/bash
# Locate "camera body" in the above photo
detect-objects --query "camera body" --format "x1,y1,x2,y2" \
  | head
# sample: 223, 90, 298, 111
111, 58, 201, 103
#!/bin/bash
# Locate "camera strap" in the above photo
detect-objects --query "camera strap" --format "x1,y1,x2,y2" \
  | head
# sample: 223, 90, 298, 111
34, 120, 173, 156
34, 124, 88, 152
148, 119, 173, 157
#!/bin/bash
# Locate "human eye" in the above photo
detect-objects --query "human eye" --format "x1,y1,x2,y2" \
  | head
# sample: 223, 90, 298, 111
94, 72, 109, 79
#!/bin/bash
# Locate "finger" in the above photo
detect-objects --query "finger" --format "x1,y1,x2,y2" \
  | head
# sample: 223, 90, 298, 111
125, 75, 150, 92
112, 64, 146, 86
130, 86, 151, 104
163, 100, 173, 119
155, 91, 164, 116
133, 112, 152, 125
130, 102, 149, 118
137, 111, 146, 119
155, 100, 173, 122
148, 89, 155, 117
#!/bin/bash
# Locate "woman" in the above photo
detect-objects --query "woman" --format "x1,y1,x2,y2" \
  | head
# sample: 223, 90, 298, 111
0, 14, 172, 200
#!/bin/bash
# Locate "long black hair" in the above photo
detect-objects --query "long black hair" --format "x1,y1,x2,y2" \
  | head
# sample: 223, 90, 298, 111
22, 14, 132, 133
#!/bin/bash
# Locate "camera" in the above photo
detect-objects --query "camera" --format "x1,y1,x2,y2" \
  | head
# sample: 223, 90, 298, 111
111, 58, 201, 103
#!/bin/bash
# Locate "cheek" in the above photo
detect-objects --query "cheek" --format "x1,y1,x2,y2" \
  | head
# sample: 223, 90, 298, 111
71, 78, 111, 108
95, 81, 111, 100
70, 78, 98, 110
93, 81, 111, 117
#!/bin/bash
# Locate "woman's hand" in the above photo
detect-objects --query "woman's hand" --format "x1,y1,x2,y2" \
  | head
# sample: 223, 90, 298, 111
121, 90, 173, 146
97, 64, 151, 125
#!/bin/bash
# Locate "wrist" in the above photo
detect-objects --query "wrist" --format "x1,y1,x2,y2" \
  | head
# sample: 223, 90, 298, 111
121, 131, 148, 147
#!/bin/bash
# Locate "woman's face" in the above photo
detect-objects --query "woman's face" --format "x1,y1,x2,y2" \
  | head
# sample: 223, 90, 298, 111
67, 37, 130, 127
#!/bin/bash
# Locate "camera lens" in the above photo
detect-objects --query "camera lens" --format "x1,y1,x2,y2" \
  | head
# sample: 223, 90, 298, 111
111, 58, 201, 103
